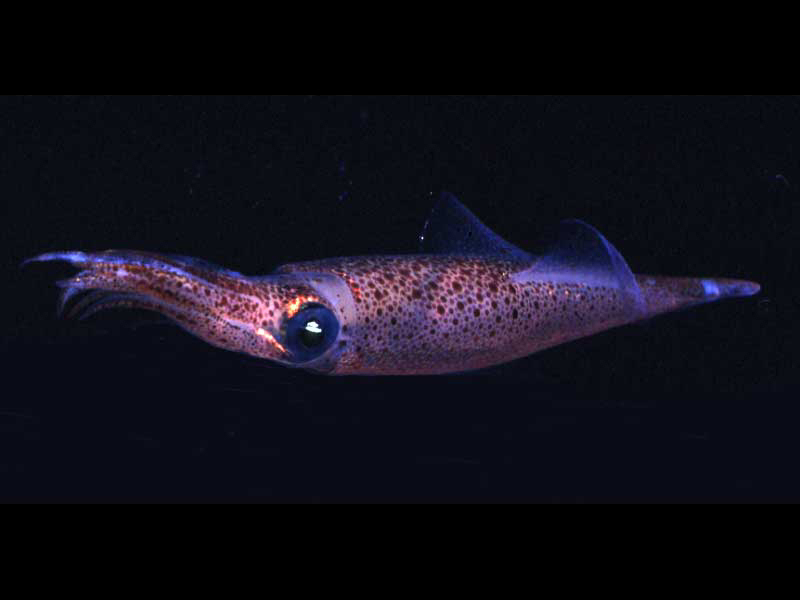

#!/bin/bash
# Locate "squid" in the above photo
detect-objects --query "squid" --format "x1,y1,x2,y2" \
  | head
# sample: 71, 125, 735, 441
26, 194, 760, 375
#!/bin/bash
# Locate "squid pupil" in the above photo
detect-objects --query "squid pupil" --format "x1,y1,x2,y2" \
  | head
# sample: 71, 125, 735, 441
300, 319, 324, 347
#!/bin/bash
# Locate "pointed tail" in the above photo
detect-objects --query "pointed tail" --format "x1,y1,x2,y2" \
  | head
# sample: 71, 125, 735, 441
635, 275, 760, 319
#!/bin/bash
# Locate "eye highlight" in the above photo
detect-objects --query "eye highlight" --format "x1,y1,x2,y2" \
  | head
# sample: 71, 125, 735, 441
285, 304, 339, 363
299, 318, 324, 347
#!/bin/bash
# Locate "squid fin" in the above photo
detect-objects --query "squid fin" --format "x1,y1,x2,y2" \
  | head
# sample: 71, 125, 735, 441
419, 193, 532, 263
512, 219, 645, 316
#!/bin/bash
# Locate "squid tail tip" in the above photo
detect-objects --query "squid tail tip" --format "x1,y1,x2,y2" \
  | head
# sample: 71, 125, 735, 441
703, 278, 761, 300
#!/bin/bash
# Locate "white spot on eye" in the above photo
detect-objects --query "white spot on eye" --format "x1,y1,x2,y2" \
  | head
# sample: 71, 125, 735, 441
305, 320, 322, 334
116, 269, 129, 278
702, 280, 720, 297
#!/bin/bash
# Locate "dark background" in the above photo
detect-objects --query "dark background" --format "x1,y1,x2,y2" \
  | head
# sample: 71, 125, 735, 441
1, 95, 796, 502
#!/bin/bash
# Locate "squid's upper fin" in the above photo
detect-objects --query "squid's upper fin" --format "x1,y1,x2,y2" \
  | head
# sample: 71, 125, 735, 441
512, 219, 645, 316
420, 193, 644, 316
419, 192, 532, 264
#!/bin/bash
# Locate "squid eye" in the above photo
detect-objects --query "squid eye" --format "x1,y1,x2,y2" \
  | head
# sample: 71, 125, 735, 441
285, 304, 339, 362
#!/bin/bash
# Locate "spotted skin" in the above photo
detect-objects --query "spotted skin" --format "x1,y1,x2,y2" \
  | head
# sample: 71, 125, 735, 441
277, 255, 635, 375
28, 249, 760, 376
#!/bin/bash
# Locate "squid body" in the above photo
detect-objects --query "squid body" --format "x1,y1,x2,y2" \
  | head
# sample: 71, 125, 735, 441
27, 194, 760, 375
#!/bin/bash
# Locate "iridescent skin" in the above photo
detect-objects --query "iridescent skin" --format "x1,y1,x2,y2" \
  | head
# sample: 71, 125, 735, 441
26, 251, 759, 376
27, 197, 759, 375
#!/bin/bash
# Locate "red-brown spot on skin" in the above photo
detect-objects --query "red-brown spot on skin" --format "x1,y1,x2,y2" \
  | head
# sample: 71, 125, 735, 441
477, 293, 484, 302
457, 302, 465, 310
428, 282, 438, 290
374, 290, 382, 300
377, 309, 383, 317
412, 289, 423, 299
437, 305, 445, 316
452, 282, 462, 292
489, 283, 498, 293
512, 309, 519, 319
399, 269, 410, 277
491, 301, 498, 309
474, 309, 480, 317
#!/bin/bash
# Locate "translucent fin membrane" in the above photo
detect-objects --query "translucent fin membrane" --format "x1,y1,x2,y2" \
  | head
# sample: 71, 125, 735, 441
419, 193, 532, 263
513, 219, 645, 316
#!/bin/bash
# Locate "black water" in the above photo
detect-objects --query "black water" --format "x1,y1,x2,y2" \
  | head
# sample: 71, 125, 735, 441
1, 96, 795, 502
